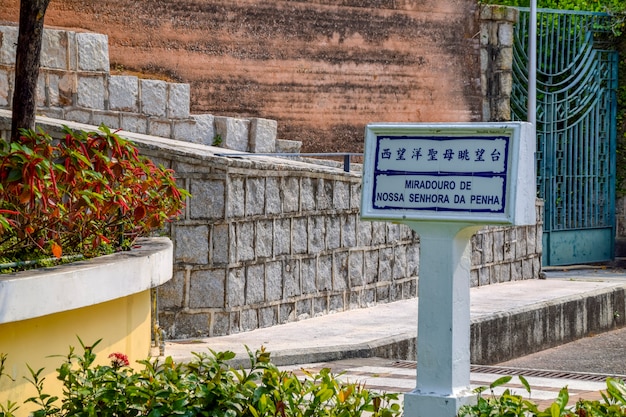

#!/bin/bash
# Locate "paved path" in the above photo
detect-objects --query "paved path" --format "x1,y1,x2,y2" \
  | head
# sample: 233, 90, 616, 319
160, 266, 626, 410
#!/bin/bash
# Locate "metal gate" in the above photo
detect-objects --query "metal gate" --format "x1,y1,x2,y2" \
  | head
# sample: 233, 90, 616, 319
511, 9, 619, 266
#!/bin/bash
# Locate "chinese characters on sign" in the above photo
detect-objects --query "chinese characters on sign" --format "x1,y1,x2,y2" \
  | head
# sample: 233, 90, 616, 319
372, 136, 509, 213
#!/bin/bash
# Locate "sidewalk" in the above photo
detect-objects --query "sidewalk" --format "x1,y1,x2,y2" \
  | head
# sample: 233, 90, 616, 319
159, 267, 626, 408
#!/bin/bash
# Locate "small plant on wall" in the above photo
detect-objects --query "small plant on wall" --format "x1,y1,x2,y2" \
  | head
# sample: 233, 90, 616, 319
0, 125, 189, 267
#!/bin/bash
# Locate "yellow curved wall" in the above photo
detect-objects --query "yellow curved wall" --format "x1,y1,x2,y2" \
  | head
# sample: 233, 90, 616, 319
0, 290, 152, 416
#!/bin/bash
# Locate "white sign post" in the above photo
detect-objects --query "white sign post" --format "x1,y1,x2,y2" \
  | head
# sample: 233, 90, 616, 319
361, 122, 536, 417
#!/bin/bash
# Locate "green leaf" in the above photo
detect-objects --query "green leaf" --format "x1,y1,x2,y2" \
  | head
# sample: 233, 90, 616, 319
489, 375, 512, 389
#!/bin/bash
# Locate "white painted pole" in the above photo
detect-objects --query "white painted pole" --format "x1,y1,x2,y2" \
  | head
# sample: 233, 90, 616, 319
528, 0, 538, 125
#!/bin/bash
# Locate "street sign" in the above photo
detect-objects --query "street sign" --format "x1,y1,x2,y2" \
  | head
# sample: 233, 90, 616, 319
361, 123, 536, 226
360, 122, 536, 417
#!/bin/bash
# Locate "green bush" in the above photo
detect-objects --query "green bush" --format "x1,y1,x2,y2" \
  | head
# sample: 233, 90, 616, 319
0, 126, 189, 266
458, 375, 626, 417
0, 339, 401, 417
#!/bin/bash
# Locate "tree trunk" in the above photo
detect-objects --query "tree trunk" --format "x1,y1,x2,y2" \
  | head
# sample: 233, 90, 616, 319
10, 0, 51, 141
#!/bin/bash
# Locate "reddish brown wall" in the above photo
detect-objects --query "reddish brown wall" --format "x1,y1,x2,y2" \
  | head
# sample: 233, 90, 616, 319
0, 0, 482, 152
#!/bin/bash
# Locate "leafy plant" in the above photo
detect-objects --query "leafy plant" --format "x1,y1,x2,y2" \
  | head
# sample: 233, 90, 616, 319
0, 125, 189, 265
0, 341, 401, 417
458, 374, 626, 417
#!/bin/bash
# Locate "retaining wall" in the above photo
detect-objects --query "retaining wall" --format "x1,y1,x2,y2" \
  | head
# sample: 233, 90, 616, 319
0, 4, 544, 338
0, 112, 543, 338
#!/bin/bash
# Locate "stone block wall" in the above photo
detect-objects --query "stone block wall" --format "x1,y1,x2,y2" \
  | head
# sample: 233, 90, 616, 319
0, 113, 543, 338
480, 5, 519, 122
0, 24, 288, 153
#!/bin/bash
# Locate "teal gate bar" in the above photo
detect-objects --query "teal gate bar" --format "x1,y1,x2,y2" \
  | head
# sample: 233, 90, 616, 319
511, 9, 618, 266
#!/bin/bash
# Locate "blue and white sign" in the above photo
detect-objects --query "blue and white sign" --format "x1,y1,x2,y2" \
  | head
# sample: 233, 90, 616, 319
361, 123, 536, 225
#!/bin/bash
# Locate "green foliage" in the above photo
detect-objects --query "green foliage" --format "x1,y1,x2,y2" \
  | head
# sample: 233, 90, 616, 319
458, 375, 626, 417
0, 125, 189, 265
478, 0, 624, 13
0, 341, 401, 417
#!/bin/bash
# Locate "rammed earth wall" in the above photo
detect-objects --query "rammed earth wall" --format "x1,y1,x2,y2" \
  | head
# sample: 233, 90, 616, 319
0, 4, 544, 338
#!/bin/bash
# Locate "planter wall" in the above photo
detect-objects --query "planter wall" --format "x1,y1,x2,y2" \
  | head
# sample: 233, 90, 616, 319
0, 237, 173, 415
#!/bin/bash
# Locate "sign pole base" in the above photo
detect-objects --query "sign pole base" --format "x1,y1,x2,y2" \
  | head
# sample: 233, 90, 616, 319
402, 222, 481, 417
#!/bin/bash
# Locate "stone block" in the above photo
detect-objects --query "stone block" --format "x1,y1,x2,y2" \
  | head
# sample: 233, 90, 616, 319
174, 313, 210, 339
259, 307, 277, 328
168, 82, 190, 119
211, 224, 231, 265
245, 177, 265, 216
333, 181, 350, 210
158, 269, 186, 309
141, 79, 167, 117
174, 225, 209, 264
313, 296, 328, 317
349, 251, 364, 287
494, 230, 505, 262
317, 255, 333, 291
333, 251, 349, 291
92, 111, 121, 129
357, 221, 372, 247
282, 177, 300, 212
255, 220, 273, 259
190, 179, 225, 220
378, 247, 393, 282
148, 119, 172, 138
308, 216, 325, 254
0, 26, 17, 65
236, 222, 255, 262
109, 75, 139, 112
283, 260, 301, 298
316, 179, 333, 210
407, 243, 419, 277
214, 116, 250, 152
265, 177, 281, 214
249, 117, 277, 153
227, 267, 245, 307
210, 312, 230, 336
189, 269, 226, 308
498, 22, 515, 46
121, 114, 148, 134
478, 266, 492, 286
240, 309, 258, 331
279, 303, 295, 324
57, 73, 76, 106
326, 216, 341, 250
227, 176, 245, 218
76, 32, 109, 72
37, 73, 46, 107
296, 299, 313, 320
364, 250, 379, 284
275, 139, 301, 153
77, 75, 106, 109
341, 215, 357, 248
371, 222, 387, 245
246, 264, 265, 304
376, 284, 390, 302
301, 258, 317, 294
65, 108, 93, 124
266, 261, 283, 302
350, 182, 361, 210
292, 217, 308, 254
172, 120, 198, 143
274, 218, 291, 256
0, 70, 9, 106
329, 294, 344, 313
41, 29, 68, 69
192, 114, 216, 146
300, 177, 315, 211
393, 245, 407, 279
